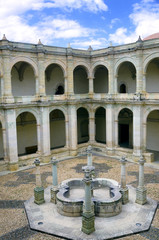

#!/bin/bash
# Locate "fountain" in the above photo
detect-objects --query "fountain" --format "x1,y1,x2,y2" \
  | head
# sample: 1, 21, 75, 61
24, 148, 158, 240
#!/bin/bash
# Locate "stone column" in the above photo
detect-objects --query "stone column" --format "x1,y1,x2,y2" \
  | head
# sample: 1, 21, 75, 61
108, 54, 114, 94
50, 157, 59, 204
67, 49, 74, 96
89, 112, 95, 144
120, 157, 129, 204
2, 50, 13, 103
88, 77, 94, 98
37, 52, 45, 97
64, 75, 68, 96
34, 158, 45, 205
133, 105, 143, 161
5, 109, 18, 171
39, 107, 50, 157
136, 49, 143, 93
65, 119, 69, 148
36, 124, 41, 154
87, 145, 93, 166
2, 128, 7, 161
142, 73, 146, 92
68, 104, 77, 155
106, 104, 115, 154
136, 156, 147, 205
114, 75, 118, 93
82, 165, 95, 235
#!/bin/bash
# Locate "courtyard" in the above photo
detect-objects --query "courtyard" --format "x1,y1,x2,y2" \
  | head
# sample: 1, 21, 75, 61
0, 155, 159, 240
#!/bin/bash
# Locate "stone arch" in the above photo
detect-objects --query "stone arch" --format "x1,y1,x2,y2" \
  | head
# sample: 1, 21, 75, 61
11, 59, 36, 96
49, 106, 67, 121
115, 57, 136, 76
91, 61, 109, 77
49, 109, 66, 149
10, 56, 38, 76
143, 53, 159, 73
73, 65, 89, 94
93, 64, 109, 93
118, 108, 133, 149
16, 108, 39, 125
95, 106, 106, 144
45, 62, 65, 95
144, 55, 159, 93
16, 111, 38, 156
73, 62, 90, 77
44, 59, 66, 77
77, 107, 89, 144
146, 109, 159, 161
115, 60, 136, 94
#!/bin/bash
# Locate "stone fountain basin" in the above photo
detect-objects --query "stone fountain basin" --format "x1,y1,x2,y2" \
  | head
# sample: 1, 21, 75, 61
56, 178, 122, 217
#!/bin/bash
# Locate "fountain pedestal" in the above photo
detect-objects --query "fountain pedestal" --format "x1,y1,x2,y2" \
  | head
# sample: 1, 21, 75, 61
136, 156, 147, 205
50, 157, 59, 204
34, 158, 45, 205
82, 166, 95, 235
120, 157, 129, 204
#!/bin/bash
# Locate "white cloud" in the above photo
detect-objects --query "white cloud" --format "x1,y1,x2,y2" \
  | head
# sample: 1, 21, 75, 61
71, 38, 108, 49
47, 0, 108, 12
0, 0, 99, 45
109, 0, 159, 45
0, 15, 95, 44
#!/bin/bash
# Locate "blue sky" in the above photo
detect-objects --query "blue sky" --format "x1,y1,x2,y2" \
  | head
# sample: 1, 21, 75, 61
0, 0, 159, 49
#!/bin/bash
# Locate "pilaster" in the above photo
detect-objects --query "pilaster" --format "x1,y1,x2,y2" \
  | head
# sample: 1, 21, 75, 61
39, 107, 50, 156
106, 104, 115, 154
2, 50, 14, 103
5, 109, 18, 170
133, 105, 143, 160
67, 48, 74, 96
37, 52, 45, 97
68, 104, 77, 155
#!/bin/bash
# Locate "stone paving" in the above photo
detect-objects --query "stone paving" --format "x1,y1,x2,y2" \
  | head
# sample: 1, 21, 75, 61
0, 155, 158, 240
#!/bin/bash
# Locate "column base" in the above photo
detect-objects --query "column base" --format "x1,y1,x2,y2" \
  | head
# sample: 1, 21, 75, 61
120, 187, 129, 204
69, 149, 77, 156
136, 187, 147, 205
50, 187, 59, 204
82, 212, 95, 235
34, 187, 45, 205
8, 162, 19, 171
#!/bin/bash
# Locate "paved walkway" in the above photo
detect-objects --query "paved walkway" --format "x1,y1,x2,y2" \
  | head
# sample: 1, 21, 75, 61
0, 155, 158, 240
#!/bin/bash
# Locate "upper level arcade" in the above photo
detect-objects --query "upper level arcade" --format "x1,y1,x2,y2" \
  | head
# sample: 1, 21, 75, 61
0, 34, 159, 104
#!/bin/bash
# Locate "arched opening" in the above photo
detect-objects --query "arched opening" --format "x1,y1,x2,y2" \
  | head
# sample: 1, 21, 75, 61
95, 107, 106, 143
50, 109, 66, 149
118, 108, 133, 148
94, 65, 108, 93
55, 85, 64, 95
120, 84, 126, 93
117, 61, 136, 93
146, 110, 159, 161
11, 61, 36, 96
16, 112, 37, 156
73, 66, 88, 94
146, 58, 159, 93
45, 64, 64, 95
77, 108, 89, 144
0, 122, 4, 160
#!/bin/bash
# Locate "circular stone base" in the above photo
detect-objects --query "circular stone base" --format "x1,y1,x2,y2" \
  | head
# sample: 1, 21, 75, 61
24, 185, 157, 240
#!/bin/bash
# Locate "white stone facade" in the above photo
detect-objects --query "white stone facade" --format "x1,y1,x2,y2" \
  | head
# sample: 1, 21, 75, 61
0, 36, 159, 171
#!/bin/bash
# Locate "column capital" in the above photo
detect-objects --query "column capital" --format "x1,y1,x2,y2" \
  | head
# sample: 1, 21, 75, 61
34, 158, 40, 166
120, 156, 127, 164
138, 156, 145, 165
